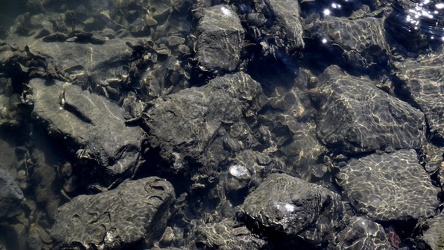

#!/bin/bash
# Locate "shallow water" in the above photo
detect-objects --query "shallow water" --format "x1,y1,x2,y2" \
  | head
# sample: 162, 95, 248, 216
0, 0, 443, 249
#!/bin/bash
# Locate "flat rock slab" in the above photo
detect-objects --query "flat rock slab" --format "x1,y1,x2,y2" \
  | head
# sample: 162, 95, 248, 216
336, 149, 438, 221
143, 72, 262, 172
315, 65, 425, 154
238, 173, 342, 246
395, 54, 444, 141
0, 167, 23, 220
196, 5, 244, 72
29, 78, 144, 178
50, 177, 175, 249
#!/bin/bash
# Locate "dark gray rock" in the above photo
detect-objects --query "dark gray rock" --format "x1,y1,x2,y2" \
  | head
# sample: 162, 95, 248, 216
234, 0, 304, 55
420, 212, 444, 249
395, 53, 444, 141
29, 78, 144, 180
50, 177, 175, 249
334, 216, 391, 250
238, 173, 342, 247
196, 5, 244, 72
142, 72, 263, 173
0, 167, 23, 220
306, 15, 390, 70
192, 218, 266, 250
314, 65, 426, 154
336, 149, 438, 221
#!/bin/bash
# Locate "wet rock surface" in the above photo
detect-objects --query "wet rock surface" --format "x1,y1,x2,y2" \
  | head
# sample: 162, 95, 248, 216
195, 5, 244, 73
336, 149, 438, 221
0, 167, 23, 220
334, 216, 391, 249
2, 0, 444, 249
143, 72, 263, 173
395, 54, 444, 141
238, 173, 343, 247
314, 65, 426, 155
51, 177, 175, 249
30, 78, 144, 180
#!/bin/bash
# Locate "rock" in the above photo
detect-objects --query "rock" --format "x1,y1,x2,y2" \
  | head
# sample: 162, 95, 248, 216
0, 167, 24, 220
233, 0, 304, 55
192, 218, 266, 250
196, 5, 244, 72
142, 72, 263, 174
395, 53, 444, 142
336, 149, 438, 221
306, 15, 390, 71
420, 212, 444, 249
29, 78, 144, 182
238, 173, 342, 247
50, 177, 175, 249
334, 216, 391, 249
313, 65, 426, 155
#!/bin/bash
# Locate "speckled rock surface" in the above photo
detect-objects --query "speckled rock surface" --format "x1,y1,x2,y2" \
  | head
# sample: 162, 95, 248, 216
50, 177, 175, 249
314, 65, 426, 155
238, 173, 343, 247
336, 149, 438, 221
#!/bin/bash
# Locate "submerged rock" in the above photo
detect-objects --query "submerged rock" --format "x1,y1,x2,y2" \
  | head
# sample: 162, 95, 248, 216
142, 72, 263, 173
51, 177, 175, 249
395, 53, 444, 142
192, 218, 266, 249
29, 78, 144, 182
334, 216, 391, 249
238, 173, 342, 247
306, 15, 390, 70
0, 167, 23, 220
336, 149, 438, 221
313, 65, 425, 154
196, 5, 245, 72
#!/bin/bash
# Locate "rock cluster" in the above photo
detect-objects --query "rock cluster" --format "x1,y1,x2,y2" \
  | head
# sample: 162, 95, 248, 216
0, 0, 444, 249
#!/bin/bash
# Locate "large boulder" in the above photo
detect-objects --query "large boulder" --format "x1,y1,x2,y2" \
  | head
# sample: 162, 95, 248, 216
336, 149, 438, 221
29, 78, 145, 182
313, 65, 425, 154
50, 177, 175, 249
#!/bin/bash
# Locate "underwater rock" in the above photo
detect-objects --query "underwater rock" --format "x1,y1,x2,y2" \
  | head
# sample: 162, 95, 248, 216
195, 5, 244, 72
50, 177, 175, 249
336, 149, 438, 221
0, 167, 24, 220
306, 15, 390, 71
233, 0, 304, 55
334, 216, 391, 249
238, 173, 342, 247
313, 65, 425, 155
420, 212, 444, 249
192, 218, 266, 249
29, 78, 144, 182
142, 72, 263, 174
395, 53, 444, 142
